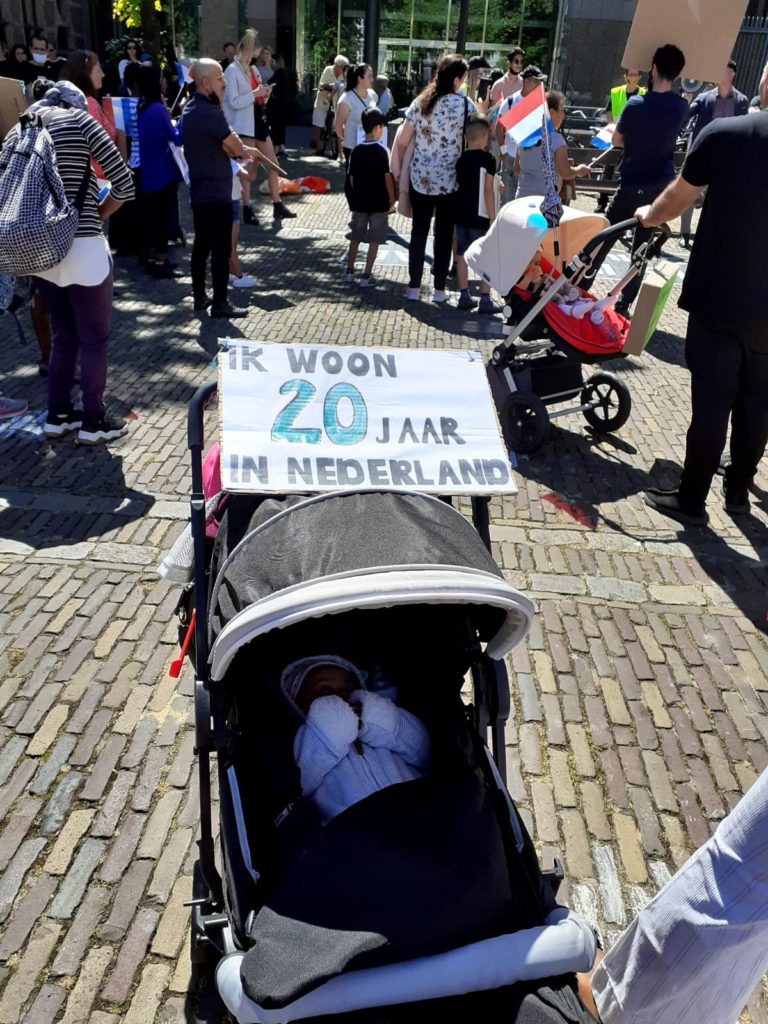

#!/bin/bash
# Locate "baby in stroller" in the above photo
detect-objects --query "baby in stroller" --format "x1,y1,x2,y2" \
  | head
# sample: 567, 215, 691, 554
280, 654, 431, 824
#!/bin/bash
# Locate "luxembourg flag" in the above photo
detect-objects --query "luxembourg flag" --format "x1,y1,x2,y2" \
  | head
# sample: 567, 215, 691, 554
499, 84, 549, 149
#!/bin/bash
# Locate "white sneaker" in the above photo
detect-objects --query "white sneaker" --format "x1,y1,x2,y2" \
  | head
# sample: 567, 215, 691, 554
230, 274, 258, 289
406, 287, 420, 301
432, 289, 448, 304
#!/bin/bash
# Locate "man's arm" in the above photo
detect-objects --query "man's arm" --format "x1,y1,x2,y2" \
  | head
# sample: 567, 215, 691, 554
384, 170, 396, 208
610, 129, 624, 150
635, 175, 703, 227
220, 130, 262, 163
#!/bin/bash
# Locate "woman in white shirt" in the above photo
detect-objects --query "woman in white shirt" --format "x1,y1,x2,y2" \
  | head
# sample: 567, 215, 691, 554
335, 63, 378, 169
393, 54, 473, 303
223, 30, 265, 224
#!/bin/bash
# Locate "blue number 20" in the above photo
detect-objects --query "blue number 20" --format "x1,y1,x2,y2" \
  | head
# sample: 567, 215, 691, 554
271, 380, 321, 443
271, 380, 367, 445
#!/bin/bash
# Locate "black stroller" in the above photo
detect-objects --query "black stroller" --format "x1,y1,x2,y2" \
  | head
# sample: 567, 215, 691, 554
180, 381, 598, 1023
466, 198, 666, 454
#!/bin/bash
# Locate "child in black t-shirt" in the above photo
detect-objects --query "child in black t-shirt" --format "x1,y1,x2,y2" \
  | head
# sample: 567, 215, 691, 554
454, 114, 501, 314
345, 107, 396, 288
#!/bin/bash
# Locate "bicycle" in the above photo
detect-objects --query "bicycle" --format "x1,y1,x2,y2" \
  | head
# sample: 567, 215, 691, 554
320, 104, 338, 160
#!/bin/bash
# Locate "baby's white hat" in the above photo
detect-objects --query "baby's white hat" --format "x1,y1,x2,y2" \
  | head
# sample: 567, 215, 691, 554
280, 655, 367, 705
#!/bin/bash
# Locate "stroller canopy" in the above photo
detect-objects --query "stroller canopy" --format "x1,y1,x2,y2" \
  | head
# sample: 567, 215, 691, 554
208, 489, 534, 681
466, 197, 608, 296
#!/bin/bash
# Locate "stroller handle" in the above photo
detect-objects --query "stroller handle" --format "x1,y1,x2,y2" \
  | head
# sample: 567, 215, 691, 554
579, 217, 640, 262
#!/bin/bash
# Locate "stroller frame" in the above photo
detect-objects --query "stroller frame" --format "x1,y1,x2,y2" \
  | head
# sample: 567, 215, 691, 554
185, 381, 563, 968
488, 216, 661, 454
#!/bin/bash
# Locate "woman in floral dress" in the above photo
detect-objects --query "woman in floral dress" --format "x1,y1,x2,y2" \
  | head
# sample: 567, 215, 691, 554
394, 55, 473, 303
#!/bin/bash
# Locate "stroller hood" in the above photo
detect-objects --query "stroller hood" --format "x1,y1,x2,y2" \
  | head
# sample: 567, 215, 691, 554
207, 490, 534, 681
465, 198, 608, 296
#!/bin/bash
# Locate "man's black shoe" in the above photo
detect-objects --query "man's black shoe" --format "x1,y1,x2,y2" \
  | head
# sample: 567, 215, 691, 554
210, 303, 247, 319
242, 205, 259, 226
644, 488, 708, 527
193, 296, 212, 312
273, 201, 297, 219
724, 483, 750, 515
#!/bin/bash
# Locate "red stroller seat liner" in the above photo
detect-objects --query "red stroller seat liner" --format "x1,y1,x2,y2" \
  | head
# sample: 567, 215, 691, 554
513, 261, 628, 358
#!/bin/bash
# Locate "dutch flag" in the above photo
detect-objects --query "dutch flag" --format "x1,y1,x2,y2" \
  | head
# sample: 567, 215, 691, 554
499, 84, 550, 149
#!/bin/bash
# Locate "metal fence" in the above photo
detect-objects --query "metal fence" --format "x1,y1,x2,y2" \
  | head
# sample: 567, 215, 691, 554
733, 16, 768, 100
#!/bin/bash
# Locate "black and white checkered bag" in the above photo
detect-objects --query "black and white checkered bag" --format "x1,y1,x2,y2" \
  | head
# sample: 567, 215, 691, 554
0, 112, 89, 276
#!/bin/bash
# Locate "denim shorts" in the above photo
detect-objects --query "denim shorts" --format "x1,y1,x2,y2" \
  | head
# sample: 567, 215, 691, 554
231, 200, 240, 224
455, 225, 485, 256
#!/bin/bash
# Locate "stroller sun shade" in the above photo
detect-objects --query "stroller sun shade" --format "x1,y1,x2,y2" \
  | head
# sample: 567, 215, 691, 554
207, 490, 534, 680
465, 197, 609, 296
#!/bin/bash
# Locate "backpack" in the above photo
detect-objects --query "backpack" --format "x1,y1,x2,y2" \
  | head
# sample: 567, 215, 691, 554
0, 110, 90, 276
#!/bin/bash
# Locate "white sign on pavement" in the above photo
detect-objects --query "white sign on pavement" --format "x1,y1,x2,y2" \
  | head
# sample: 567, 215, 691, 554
218, 342, 516, 495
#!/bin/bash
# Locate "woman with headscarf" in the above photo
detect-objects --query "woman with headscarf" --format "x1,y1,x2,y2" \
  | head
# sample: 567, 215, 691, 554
393, 54, 473, 304
1, 81, 134, 443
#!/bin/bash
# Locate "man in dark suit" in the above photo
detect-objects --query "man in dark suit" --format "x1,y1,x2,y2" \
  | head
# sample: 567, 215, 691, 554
687, 60, 749, 144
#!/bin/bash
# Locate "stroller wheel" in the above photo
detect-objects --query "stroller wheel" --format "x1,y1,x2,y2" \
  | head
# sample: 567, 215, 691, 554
581, 372, 631, 433
502, 391, 549, 454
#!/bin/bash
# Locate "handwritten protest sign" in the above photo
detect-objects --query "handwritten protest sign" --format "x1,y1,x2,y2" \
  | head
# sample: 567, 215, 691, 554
219, 342, 516, 495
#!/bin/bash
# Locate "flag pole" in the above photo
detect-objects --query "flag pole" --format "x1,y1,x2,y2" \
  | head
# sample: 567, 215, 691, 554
406, 0, 415, 76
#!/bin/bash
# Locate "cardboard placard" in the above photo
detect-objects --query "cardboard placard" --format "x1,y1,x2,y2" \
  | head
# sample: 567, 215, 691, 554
623, 259, 679, 355
622, 0, 749, 84
218, 342, 516, 495
0, 76, 26, 142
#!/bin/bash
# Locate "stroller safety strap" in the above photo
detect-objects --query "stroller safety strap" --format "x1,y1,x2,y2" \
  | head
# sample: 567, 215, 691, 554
216, 908, 597, 1023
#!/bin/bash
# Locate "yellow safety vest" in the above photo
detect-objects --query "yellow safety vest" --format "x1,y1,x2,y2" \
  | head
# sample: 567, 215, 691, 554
610, 84, 647, 121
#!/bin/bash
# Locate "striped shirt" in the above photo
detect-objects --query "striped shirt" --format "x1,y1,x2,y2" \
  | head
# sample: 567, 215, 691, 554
3, 107, 133, 238
593, 765, 768, 1024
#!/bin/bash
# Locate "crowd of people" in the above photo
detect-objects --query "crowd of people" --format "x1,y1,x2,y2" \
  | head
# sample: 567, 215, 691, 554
0, 27, 295, 429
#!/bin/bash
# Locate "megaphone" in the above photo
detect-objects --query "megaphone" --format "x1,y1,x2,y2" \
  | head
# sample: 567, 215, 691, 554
681, 78, 705, 95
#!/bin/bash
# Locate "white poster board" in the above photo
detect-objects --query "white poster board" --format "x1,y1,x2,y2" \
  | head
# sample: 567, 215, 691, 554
622, 0, 749, 84
218, 342, 516, 495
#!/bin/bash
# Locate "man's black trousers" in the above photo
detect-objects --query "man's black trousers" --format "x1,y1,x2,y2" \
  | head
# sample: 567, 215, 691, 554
191, 201, 232, 307
679, 314, 768, 509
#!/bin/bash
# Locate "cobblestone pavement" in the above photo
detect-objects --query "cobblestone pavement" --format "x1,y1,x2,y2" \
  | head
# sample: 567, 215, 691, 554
0, 137, 767, 1023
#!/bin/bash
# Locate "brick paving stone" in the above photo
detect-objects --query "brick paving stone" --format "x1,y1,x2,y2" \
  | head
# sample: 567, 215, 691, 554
0, 736, 26, 788
566, 724, 595, 777
516, 674, 543, 722
98, 860, 153, 942
592, 845, 626, 926
628, 786, 665, 856
69, 710, 112, 766
43, 809, 95, 876
558, 809, 594, 880
98, 813, 144, 884
0, 920, 61, 1024
90, 771, 137, 838
130, 747, 168, 809
65, 686, 105, 735
0, 799, 41, 872
675, 782, 711, 848
0, 875, 57, 961
148, 827, 193, 903
540, 694, 566, 746
613, 812, 648, 884
0, 838, 46, 924
530, 782, 559, 843
58, 947, 112, 1024
20, 984, 66, 1024
0, 760, 36, 819
627, 701, 659, 750
39, 772, 83, 836
120, 717, 157, 769
101, 908, 160, 1005
28, 735, 76, 796
581, 780, 612, 841
641, 750, 678, 812
122, 963, 170, 1024
80, 735, 127, 802
165, 733, 195, 789
48, 839, 105, 919
518, 723, 543, 776
151, 874, 192, 958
